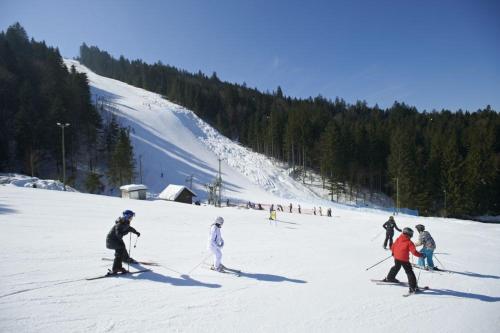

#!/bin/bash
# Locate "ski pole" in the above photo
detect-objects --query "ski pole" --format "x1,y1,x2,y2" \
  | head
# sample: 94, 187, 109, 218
187, 253, 212, 275
128, 233, 132, 272
134, 235, 139, 248
365, 254, 392, 271
433, 254, 446, 270
370, 230, 384, 242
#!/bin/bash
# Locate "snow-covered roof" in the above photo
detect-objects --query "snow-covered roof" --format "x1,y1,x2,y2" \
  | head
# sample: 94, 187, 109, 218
119, 184, 148, 192
158, 184, 197, 200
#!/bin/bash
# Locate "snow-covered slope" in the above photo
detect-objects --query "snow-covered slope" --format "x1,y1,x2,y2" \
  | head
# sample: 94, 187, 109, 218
64, 59, 329, 206
1, 186, 499, 332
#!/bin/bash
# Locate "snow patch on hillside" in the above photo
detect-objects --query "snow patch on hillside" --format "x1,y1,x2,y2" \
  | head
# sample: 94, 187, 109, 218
0, 173, 77, 192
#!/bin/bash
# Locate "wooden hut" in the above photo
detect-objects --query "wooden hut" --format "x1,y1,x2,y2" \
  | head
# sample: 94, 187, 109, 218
120, 184, 148, 200
159, 184, 197, 204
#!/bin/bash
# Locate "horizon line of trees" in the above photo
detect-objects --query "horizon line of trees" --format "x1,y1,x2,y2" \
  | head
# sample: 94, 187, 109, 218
0, 23, 136, 193
79, 43, 500, 217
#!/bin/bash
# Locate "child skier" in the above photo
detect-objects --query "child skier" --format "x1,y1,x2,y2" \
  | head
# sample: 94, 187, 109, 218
208, 216, 225, 272
384, 227, 425, 294
105, 210, 141, 274
382, 216, 402, 249
414, 224, 437, 270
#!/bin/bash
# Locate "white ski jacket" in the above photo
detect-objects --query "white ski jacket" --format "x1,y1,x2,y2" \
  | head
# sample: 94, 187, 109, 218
208, 224, 224, 250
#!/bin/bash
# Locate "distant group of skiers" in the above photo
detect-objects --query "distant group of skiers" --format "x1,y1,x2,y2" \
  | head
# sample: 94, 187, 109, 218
268, 203, 332, 220
380, 215, 437, 294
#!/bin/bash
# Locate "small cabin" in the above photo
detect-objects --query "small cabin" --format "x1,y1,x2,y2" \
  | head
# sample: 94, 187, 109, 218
120, 184, 148, 200
159, 184, 197, 204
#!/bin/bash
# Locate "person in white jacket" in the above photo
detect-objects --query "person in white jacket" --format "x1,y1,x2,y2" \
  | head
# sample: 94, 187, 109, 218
208, 216, 225, 272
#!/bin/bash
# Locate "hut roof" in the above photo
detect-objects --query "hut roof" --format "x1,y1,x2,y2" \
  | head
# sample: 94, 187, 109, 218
159, 185, 197, 201
120, 184, 148, 192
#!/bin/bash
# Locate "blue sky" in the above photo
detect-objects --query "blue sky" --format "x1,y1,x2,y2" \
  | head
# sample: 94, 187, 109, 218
1, 0, 499, 111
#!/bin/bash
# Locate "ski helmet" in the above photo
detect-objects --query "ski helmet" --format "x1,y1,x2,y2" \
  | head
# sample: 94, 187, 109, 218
415, 224, 425, 232
123, 210, 135, 219
215, 216, 224, 225
402, 227, 414, 238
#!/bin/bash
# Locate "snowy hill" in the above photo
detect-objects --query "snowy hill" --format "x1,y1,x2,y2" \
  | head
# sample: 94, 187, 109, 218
64, 59, 336, 208
1, 186, 499, 332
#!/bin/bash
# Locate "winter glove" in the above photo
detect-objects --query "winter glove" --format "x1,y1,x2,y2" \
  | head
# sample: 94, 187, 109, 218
136, 231, 141, 237
419, 252, 426, 258
219, 240, 224, 248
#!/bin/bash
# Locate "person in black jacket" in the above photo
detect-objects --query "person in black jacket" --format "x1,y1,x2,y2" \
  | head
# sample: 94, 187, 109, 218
382, 216, 401, 249
106, 210, 141, 273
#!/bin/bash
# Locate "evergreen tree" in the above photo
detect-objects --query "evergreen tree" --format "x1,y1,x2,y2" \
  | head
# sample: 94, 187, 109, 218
107, 128, 135, 187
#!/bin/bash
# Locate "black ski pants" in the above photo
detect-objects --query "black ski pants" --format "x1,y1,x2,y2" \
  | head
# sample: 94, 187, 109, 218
383, 232, 394, 248
113, 247, 131, 271
387, 259, 417, 289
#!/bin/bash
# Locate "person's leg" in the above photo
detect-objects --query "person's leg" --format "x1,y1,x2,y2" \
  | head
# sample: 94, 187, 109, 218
386, 259, 402, 281
402, 261, 417, 290
214, 247, 222, 270
425, 248, 435, 268
120, 246, 130, 262
113, 248, 127, 272
210, 247, 218, 269
388, 234, 394, 248
383, 234, 389, 248
417, 252, 425, 267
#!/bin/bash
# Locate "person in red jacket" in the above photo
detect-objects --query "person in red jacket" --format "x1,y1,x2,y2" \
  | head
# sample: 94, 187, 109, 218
383, 227, 426, 294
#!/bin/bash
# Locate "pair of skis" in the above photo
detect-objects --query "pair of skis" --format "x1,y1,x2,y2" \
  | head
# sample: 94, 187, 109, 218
371, 279, 430, 297
86, 268, 151, 280
411, 264, 449, 273
209, 265, 242, 276
86, 258, 159, 280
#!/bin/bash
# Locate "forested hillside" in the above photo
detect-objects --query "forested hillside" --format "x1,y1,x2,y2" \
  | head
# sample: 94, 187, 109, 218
0, 24, 135, 192
79, 44, 500, 217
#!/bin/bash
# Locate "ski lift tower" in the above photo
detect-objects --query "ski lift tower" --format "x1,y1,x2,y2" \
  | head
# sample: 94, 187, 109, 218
214, 158, 223, 207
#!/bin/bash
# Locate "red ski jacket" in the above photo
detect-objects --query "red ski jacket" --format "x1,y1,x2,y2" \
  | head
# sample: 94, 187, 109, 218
390, 234, 422, 262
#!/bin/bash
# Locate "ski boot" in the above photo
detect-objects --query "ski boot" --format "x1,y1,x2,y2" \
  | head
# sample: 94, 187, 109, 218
408, 287, 419, 294
383, 277, 400, 283
112, 267, 129, 274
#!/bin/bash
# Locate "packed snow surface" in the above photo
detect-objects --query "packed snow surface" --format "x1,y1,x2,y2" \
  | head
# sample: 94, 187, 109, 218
1, 186, 499, 332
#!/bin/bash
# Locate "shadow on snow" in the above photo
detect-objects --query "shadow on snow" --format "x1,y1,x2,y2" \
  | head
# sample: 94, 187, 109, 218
422, 288, 500, 302
238, 271, 307, 284
125, 269, 221, 288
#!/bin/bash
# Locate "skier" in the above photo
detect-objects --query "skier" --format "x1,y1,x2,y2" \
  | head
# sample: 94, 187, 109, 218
298, 204, 301, 214
414, 224, 437, 270
289, 203, 293, 213
327, 208, 332, 217
313, 207, 316, 215
208, 216, 225, 272
384, 227, 425, 294
319, 206, 323, 216
269, 204, 276, 221
106, 210, 141, 274
382, 216, 402, 249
